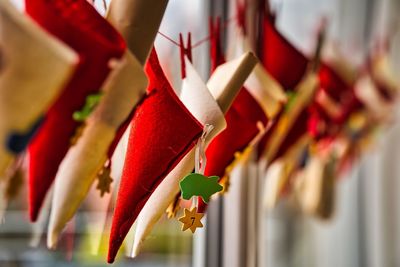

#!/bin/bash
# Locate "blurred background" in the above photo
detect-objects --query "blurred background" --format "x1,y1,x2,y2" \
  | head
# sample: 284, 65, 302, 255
1, 0, 400, 266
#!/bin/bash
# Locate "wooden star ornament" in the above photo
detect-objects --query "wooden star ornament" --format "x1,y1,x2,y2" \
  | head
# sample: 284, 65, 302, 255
178, 207, 204, 233
96, 165, 113, 197
166, 193, 181, 219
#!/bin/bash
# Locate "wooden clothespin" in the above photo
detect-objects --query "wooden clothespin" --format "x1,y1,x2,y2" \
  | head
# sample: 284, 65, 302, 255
310, 17, 328, 73
179, 33, 193, 79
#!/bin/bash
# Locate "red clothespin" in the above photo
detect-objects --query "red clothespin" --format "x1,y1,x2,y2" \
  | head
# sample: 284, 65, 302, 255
179, 33, 193, 79
209, 17, 223, 71
236, 0, 247, 34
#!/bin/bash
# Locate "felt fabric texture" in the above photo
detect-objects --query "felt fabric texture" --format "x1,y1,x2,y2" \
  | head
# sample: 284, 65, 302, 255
227, 24, 286, 119
131, 56, 227, 257
311, 64, 356, 135
107, 49, 203, 263
47, 50, 147, 249
258, 17, 357, 159
80, 125, 130, 256
130, 51, 256, 257
0, 0, 77, 177
261, 16, 308, 90
197, 30, 268, 213
204, 89, 268, 178
25, 0, 126, 222
257, 16, 310, 161
319, 64, 354, 102
259, 51, 361, 207
263, 68, 351, 160
259, 72, 319, 173
312, 61, 382, 141
197, 88, 269, 211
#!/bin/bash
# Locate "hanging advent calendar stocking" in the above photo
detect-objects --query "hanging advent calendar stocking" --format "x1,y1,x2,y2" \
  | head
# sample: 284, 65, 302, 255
107, 49, 204, 263
311, 45, 363, 138
25, 0, 126, 222
259, 19, 370, 210
132, 56, 226, 256
53, 1, 170, 254
264, 44, 369, 210
0, 0, 77, 177
261, 16, 308, 90
197, 18, 285, 213
257, 16, 311, 161
313, 64, 356, 129
132, 50, 258, 256
257, 16, 325, 208
47, 50, 147, 249
231, 17, 287, 128
257, 16, 341, 163
350, 50, 399, 121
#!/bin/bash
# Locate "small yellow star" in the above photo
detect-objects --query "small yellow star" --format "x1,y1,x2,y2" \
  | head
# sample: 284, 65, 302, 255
166, 194, 181, 219
96, 165, 113, 197
178, 207, 204, 233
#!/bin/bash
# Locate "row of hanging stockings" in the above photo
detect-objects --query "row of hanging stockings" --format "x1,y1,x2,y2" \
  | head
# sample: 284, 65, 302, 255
0, 0, 397, 264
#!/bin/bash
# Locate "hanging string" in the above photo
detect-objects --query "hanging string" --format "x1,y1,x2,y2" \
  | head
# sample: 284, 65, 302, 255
192, 124, 214, 209
157, 15, 237, 50
158, 31, 181, 46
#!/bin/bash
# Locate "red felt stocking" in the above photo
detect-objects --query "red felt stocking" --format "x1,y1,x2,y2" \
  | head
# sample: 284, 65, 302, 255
258, 16, 360, 159
261, 16, 309, 90
310, 64, 358, 139
107, 49, 203, 263
257, 16, 309, 160
203, 88, 268, 172
198, 18, 268, 212
26, 0, 126, 221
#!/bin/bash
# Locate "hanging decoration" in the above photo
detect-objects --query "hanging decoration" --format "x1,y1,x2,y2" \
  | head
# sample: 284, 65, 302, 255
0, 0, 398, 264
131, 48, 257, 257
107, 49, 204, 263
178, 207, 205, 233
0, 0, 77, 178
25, 0, 126, 223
